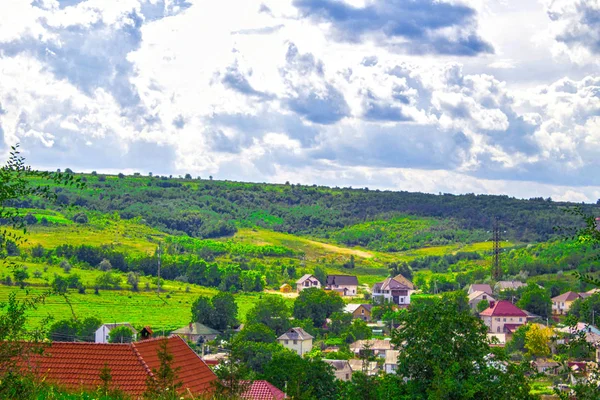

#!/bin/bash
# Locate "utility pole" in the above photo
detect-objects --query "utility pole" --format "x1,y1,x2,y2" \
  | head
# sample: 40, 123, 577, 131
492, 217, 503, 280
157, 243, 161, 295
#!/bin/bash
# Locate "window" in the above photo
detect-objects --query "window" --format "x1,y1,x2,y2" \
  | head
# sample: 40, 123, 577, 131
400, 298, 404, 303
293, 340, 297, 345
497, 326, 500, 333
503, 318, 506, 322
519, 318, 522, 322
285, 340, 288, 345
346, 374, 349, 380
361, 309, 365, 314
496, 318, 500, 321
483, 295, 487, 300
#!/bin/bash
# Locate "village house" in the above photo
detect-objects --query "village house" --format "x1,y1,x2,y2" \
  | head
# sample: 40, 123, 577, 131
171, 322, 220, 343
531, 360, 560, 375
495, 281, 526, 292
277, 327, 313, 356
468, 284, 493, 296
479, 300, 529, 334
295, 274, 321, 292
384, 350, 399, 374
19, 336, 216, 398
279, 283, 292, 293
372, 274, 415, 306
95, 323, 138, 343
350, 339, 394, 358
325, 275, 359, 296
323, 359, 353, 381
348, 359, 379, 376
343, 303, 373, 321
552, 291, 588, 315
468, 290, 496, 312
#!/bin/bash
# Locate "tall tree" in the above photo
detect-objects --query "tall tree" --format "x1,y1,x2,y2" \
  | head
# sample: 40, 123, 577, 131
246, 295, 291, 335
392, 291, 535, 399
516, 283, 552, 318
211, 292, 238, 331
293, 288, 344, 328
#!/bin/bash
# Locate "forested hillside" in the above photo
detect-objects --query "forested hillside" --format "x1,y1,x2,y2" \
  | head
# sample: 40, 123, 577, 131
6, 173, 597, 247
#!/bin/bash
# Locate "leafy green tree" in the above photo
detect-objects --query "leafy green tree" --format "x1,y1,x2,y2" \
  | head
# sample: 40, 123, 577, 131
211, 292, 238, 330
347, 319, 372, 341
329, 312, 353, 336
127, 272, 139, 291
246, 295, 291, 335
51, 275, 69, 294
293, 288, 344, 328
79, 317, 102, 342
108, 326, 134, 343
568, 293, 600, 324
516, 283, 551, 318
392, 291, 535, 399
191, 296, 215, 327
476, 299, 490, 313
313, 266, 327, 286
235, 323, 276, 343
48, 319, 79, 342
524, 323, 552, 358
12, 268, 28, 288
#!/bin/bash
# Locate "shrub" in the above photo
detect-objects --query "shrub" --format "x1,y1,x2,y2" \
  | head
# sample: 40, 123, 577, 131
60, 259, 71, 273
31, 244, 45, 258
98, 259, 112, 271
72, 212, 88, 224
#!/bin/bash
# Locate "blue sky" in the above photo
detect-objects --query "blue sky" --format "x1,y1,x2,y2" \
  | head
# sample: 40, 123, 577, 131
1, 0, 599, 202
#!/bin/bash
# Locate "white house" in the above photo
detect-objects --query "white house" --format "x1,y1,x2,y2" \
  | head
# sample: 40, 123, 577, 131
384, 350, 399, 374
296, 274, 321, 292
95, 323, 138, 343
468, 290, 496, 312
372, 274, 415, 306
325, 275, 358, 296
323, 359, 353, 381
277, 327, 313, 356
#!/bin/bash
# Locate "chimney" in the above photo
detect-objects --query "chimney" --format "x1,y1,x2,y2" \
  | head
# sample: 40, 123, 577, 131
489, 301, 495, 308
189, 323, 193, 332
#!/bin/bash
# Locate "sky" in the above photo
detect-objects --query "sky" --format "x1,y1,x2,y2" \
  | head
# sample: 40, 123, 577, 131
0, 0, 599, 203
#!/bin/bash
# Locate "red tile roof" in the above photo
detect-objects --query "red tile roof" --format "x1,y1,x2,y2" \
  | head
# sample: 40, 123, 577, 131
20, 336, 216, 398
242, 380, 286, 400
479, 300, 528, 317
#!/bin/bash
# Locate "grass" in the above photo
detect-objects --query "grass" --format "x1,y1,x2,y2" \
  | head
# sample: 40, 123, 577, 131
0, 284, 287, 331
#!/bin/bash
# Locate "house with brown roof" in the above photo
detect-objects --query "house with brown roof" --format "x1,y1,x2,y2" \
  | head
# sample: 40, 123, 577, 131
479, 300, 529, 334
325, 275, 358, 296
95, 323, 138, 343
372, 274, 415, 306
343, 304, 373, 321
350, 339, 394, 358
468, 291, 496, 312
323, 359, 353, 381
296, 274, 321, 292
20, 336, 216, 398
495, 281, 526, 292
348, 359, 379, 376
277, 327, 313, 356
468, 284, 493, 296
241, 380, 286, 400
552, 291, 586, 315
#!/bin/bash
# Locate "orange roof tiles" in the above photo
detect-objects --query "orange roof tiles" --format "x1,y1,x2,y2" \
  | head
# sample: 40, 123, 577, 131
21, 336, 216, 398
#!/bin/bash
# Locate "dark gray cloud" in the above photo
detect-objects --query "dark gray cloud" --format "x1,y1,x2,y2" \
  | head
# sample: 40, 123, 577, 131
362, 91, 412, 122
549, 1, 600, 56
0, 12, 144, 109
293, 0, 493, 55
281, 43, 350, 124
221, 63, 275, 100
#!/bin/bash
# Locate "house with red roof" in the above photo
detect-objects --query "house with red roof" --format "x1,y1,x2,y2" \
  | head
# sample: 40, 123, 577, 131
19, 335, 217, 398
479, 300, 529, 334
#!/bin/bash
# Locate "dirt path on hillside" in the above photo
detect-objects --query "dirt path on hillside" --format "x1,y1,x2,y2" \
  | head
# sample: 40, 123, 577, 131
303, 239, 374, 258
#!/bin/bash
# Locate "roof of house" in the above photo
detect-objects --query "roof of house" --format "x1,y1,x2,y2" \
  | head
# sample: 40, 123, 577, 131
348, 360, 379, 373
532, 360, 559, 368
171, 322, 220, 336
469, 284, 493, 295
323, 359, 351, 371
350, 339, 394, 351
392, 274, 415, 290
296, 274, 319, 285
97, 323, 138, 334
468, 290, 494, 302
241, 380, 285, 400
344, 304, 372, 314
504, 324, 522, 333
479, 300, 528, 317
385, 350, 399, 365
326, 275, 358, 286
552, 291, 583, 302
21, 336, 216, 396
277, 327, 313, 341
495, 281, 526, 290
373, 274, 414, 291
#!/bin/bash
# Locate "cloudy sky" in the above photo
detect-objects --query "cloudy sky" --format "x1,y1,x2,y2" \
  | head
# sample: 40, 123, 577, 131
1, 0, 599, 202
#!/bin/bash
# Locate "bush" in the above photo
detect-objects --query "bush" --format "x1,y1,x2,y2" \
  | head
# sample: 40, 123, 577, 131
95, 272, 121, 290
127, 272, 139, 292
33, 270, 42, 279
72, 212, 88, 224
98, 175, 106, 182
5, 240, 19, 256
98, 259, 112, 271
31, 244, 45, 258
24, 213, 37, 225
60, 259, 71, 273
